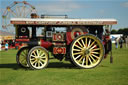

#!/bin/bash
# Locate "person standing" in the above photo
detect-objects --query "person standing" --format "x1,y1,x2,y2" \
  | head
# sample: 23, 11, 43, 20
119, 37, 123, 48
5, 42, 9, 51
125, 36, 128, 48
0, 42, 1, 51
88, 25, 103, 40
115, 38, 118, 49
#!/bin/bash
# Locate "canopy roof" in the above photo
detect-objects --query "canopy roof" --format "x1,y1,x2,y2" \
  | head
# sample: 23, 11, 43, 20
11, 18, 117, 26
0, 30, 14, 40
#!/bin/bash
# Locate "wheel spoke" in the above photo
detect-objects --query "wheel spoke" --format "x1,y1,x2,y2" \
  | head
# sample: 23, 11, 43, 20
26, 50, 28, 56
41, 55, 47, 59
38, 50, 42, 56
75, 55, 81, 60
20, 58, 26, 63
74, 45, 82, 49
88, 41, 95, 49
82, 57, 85, 66
88, 57, 93, 65
34, 62, 38, 67
86, 55, 89, 65
91, 52, 99, 54
20, 56, 26, 60
78, 56, 83, 63
40, 55, 46, 59
30, 58, 35, 61
40, 53, 45, 57
20, 54, 26, 58
32, 60, 37, 65
22, 50, 26, 55
81, 39, 85, 47
32, 50, 37, 56
87, 39, 91, 48
30, 54, 37, 58
40, 59, 46, 63
38, 61, 40, 67
91, 54, 100, 59
73, 52, 82, 55
85, 37, 88, 47
91, 48, 100, 51
90, 45, 96, 50
73, 49, 81, 51
89, 54, 96, 63
77, 40, 83, 47
36, 50, 39, 56
39, 61, 43, 65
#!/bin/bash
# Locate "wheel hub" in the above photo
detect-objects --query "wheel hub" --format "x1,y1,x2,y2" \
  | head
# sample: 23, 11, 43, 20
85, 49, 90, 55
82, 48, 90, 56
35, 57, 40, 61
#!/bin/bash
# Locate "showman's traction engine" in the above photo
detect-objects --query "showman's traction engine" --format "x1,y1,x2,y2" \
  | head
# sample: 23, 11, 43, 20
10, 15, 117, 69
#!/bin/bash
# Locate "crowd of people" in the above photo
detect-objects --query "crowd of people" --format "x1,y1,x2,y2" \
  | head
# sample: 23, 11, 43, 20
0, 40, 18, 51
115, 35, 128, 49
0, 41, 9, 51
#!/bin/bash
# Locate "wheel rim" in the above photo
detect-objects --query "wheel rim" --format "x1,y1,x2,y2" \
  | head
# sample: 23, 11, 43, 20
29, 48, 48, 69
19, 48, 29, 67
71, 35, 104, 68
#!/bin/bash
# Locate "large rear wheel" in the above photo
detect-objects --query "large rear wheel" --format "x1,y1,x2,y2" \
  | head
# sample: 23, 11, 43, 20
70, 34, 104, 69
27, 46, 49, 70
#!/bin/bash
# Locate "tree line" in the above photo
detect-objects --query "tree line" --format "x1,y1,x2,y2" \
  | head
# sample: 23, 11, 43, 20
111, 28, 128, 36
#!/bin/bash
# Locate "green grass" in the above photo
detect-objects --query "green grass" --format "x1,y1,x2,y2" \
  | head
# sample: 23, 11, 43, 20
0, 44, 128, 85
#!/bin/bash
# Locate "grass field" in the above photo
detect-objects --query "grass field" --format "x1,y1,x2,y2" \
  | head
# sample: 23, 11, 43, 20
0, 44, 128, 85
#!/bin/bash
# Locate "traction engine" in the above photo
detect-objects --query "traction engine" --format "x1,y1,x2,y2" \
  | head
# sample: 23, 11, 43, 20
11, 15, 117, 69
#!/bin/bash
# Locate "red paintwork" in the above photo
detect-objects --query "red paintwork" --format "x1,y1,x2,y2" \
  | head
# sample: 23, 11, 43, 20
56, 48, 63, 54
66, 32, 88, 45
102, 35, 110, 45
19, 36, 28, 38
53, 47, 66, 54
15, 39, 30, 42
52, 33, 64, 41
15, 43, 19, 46
40, 39, 52, 49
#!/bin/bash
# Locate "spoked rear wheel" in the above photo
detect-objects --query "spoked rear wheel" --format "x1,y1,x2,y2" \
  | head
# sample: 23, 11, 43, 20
27, 46, 49, 70
70, 34, 104, 69
16, 47, 29, 68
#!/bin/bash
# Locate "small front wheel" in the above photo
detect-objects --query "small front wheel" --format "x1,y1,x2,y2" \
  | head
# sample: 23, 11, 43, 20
27, 46, 49, 70
16, 46, 29, 68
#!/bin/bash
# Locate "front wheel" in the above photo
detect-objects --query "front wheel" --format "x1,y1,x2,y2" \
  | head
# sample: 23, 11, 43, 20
70, 34, 104, 69
16, 46, 29, 68
27, 46, 49, 70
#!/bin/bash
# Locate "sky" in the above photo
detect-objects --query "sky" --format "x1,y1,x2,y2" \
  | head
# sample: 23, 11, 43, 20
0, 0, 128, 33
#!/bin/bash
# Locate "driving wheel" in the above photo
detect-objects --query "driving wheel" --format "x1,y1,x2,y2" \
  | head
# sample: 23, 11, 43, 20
70, 34, 104, 69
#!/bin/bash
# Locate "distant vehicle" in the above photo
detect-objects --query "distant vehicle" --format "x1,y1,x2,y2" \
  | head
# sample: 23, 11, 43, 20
11, 15, 117, 69
110, 34, 123, 43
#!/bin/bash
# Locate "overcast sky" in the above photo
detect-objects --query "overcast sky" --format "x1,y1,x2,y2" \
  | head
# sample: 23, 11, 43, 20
0, 0, 128, 31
